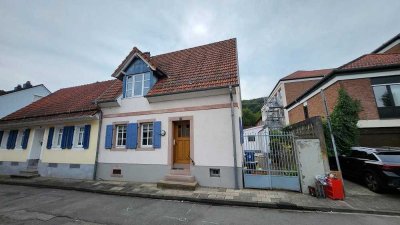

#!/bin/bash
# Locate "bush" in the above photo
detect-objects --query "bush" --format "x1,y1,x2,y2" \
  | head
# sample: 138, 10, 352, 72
324, 88, 362, 155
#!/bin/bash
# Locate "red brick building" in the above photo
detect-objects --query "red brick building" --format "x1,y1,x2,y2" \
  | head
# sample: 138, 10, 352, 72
286, 33, 400, 147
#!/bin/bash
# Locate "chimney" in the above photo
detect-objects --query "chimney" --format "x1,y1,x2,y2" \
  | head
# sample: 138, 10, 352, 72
14, 84, 22, 91
23, 81, 32, 89
143, 52, 150, 58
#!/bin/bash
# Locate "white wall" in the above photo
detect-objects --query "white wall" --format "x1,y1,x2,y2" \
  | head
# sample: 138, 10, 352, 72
0, 85, 51, 118
99, 90, 243, 168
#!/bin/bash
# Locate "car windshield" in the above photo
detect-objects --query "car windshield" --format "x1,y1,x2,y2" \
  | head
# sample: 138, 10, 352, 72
376, 152, 400, 163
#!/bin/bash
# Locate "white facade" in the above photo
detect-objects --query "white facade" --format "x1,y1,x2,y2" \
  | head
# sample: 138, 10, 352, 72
97, 87, 243, 188
0, 85, 51, 118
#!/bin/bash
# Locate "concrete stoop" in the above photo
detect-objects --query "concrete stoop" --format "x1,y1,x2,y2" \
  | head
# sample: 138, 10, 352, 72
157, 169, 198, 190
10, 170, 40, 179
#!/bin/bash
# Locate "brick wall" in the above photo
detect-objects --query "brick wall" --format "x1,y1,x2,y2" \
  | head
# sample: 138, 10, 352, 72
288, 78, 379, 124
284, 79, 321, 105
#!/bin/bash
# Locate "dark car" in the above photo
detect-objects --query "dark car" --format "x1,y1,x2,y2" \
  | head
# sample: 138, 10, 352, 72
339, 147, 400, 192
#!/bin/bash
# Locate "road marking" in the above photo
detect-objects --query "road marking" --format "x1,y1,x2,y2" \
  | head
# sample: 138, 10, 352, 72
164, 216, 188, 222
201, 220, 220, 225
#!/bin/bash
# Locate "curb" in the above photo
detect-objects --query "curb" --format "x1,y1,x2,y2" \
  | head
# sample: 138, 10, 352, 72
1, 180, 400, 217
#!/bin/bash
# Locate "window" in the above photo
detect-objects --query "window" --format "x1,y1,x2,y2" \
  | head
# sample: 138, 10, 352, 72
372, 83, 400, 118
0, 131, 8, 149
141, 123, 153, 147
248, 135, 256, 142
74, 126, 85, 147
115, 125, 127, 147
54, 128, 63, 147
125, 73, 151, 97
210, 168, 220, 177
112, 168, 122, 176
15, 130, 23, 149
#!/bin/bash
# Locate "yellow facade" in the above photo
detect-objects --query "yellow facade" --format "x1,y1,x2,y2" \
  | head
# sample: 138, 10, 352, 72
0, 129, 34, 162
40, 120, 99, 165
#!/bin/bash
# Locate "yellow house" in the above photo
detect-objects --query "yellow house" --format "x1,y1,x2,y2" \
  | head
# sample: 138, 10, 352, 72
0, 80, 117, 179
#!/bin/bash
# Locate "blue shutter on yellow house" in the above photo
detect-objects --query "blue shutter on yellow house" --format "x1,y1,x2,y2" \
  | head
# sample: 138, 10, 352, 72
7, 130, 18, 149
105, 125, 113, 149
153, 121, 161, 148
66, 126, 75, 149
126, 123, 138, 149
83, 125, 91, 149
47, 127, 54, 149
21, 129, 30, 149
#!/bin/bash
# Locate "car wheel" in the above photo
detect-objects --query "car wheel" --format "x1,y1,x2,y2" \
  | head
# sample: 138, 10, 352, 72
364, 172, 383, 193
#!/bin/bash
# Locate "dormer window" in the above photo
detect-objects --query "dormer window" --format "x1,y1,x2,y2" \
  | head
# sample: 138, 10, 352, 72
125, 72, 151, 97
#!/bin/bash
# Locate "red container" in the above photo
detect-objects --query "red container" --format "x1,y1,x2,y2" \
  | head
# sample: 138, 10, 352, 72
324, 177, 344, 200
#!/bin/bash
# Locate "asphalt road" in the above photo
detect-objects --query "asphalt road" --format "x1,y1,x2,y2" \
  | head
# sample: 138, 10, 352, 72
0, 184, 399, 225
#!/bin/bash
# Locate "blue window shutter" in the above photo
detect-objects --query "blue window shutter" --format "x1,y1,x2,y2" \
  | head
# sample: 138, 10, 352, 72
61, 126, 68, 149
0, 131, 3, 147
7, 130, 18, 149
105, 125, 113, 149
126, 123, 138, 149
122, 75, 127, 98
83, 125, 91, 149
153, 121, 161, 149
21, 129, 30, 149
66, 126, 75, 149
47, 127, 54, 149
239, 117, 244, 144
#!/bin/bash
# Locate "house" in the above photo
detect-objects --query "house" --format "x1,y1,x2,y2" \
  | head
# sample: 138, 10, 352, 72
0, 81, 51, 118
95, 39, 243, 188
243, 125, 268, 153
0, 80, 116, 179
261, 69, 332, 127
286, 33, 400, 147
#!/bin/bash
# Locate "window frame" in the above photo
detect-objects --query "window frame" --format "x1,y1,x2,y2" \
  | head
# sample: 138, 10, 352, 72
140, 122, 153, 148
115, 124, 127, 148
0, 130, 9, 149
74, 126, 85, 148
125, 72, 151, 98
53, 127, 64, 148
15, 129, 24, 149
372, 82, 400, 118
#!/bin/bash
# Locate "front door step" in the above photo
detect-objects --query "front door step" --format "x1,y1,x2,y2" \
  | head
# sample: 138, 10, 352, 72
10, 170, 40, 179
157, 180, 198, 191
165, 174, 195, 182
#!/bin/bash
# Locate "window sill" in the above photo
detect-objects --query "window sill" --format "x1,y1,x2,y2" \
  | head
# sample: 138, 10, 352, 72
110, 148, 128, 152
136, 147, 155, 151
111, 174, 123, 177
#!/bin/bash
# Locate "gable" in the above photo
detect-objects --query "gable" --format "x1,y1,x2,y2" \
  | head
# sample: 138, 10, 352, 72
124, 58, 151, 75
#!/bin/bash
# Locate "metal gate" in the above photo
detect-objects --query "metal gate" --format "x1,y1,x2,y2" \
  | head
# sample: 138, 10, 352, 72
242, 130, 301, 191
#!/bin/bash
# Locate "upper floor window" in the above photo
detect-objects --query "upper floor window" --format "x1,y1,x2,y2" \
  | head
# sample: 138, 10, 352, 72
371, 76, 400, 119
125, 73, 151, 97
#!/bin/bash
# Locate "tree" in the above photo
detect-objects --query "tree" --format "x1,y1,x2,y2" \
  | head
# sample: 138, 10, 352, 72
242, 108, 258, 127
325, 88, 362, 155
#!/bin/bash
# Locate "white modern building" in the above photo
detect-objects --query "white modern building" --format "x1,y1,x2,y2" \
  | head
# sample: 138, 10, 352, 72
0, 82, 51, 118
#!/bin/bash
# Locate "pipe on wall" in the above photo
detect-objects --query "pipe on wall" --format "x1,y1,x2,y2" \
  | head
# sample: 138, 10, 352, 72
229, 85, 239, 189
93, 110, 103, 180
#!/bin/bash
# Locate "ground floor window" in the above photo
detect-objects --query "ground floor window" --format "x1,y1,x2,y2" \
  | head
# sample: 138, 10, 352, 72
75, 126, 85, 147
116, 124, 127, 148
141, 123, 153, 147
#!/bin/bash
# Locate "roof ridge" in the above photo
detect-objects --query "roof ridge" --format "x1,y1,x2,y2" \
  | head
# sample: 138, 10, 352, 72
57, 79, 115, 91
151, 38, 236, 58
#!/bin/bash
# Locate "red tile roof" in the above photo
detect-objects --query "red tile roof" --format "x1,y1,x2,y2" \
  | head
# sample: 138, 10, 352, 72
110, 39, 239, 97
96, 79, 123, 103
1, 80, 116, 123
281, 69, 332, 81
338, 53, 400, 71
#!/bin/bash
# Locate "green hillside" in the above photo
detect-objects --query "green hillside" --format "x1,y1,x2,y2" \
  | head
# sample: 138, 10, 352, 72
241, 97, 263, 127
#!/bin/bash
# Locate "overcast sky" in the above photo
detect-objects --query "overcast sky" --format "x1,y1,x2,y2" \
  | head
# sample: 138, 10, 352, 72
0, 0, 399, 99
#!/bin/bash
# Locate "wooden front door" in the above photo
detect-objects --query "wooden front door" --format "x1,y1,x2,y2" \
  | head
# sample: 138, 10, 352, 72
173, 121, 191, 164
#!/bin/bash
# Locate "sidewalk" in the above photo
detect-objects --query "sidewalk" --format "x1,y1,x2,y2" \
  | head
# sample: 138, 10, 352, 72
0, 176, 399, 216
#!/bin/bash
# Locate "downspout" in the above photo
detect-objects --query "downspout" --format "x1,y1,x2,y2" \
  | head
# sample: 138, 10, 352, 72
93, 110, 103, 180
229, 85, 239, 189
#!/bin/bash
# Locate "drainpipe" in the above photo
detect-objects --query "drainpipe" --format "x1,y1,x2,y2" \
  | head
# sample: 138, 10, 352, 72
229, 85, 239, 189
93, 110, 103, 180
